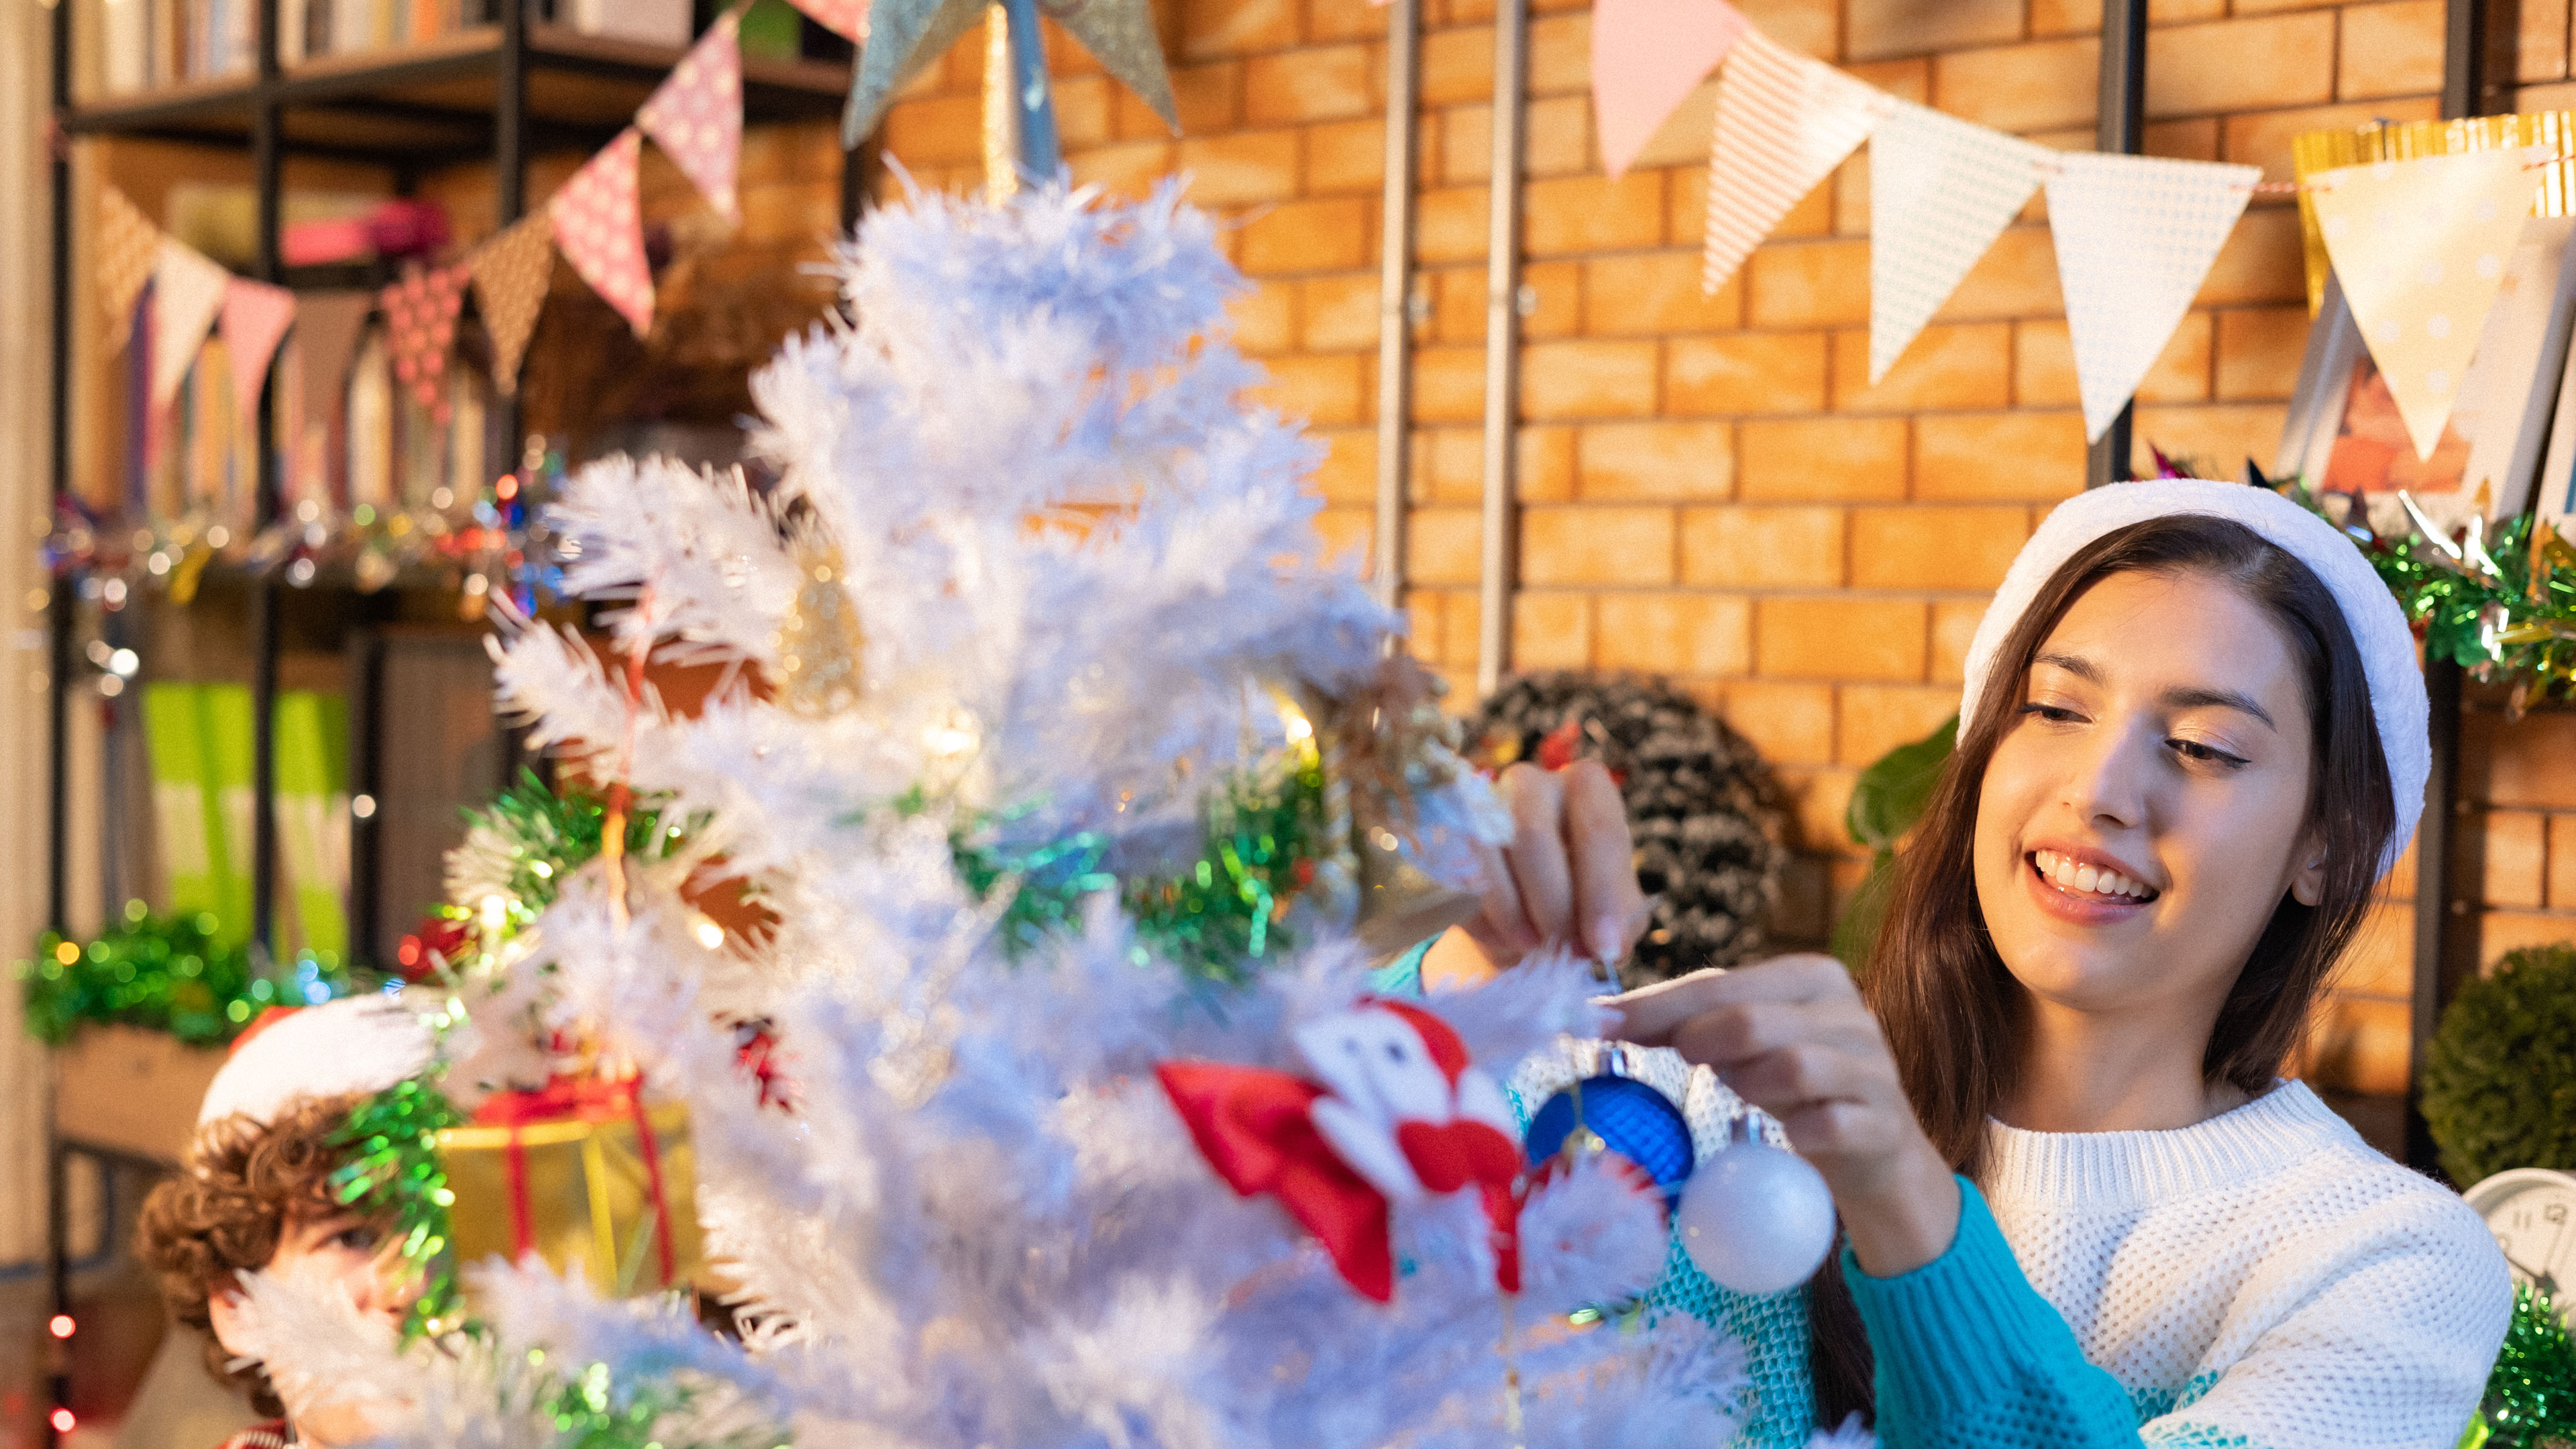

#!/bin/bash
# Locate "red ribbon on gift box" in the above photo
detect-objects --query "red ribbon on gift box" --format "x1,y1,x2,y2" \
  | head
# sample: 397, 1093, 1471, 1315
470, 1074, 678, 1287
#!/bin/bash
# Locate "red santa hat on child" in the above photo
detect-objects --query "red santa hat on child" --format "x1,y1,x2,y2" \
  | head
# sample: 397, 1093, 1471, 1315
196, 996, 436, 1128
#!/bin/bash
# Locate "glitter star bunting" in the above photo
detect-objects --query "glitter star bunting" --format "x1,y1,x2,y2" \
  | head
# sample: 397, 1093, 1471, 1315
840, 0, 1175, 149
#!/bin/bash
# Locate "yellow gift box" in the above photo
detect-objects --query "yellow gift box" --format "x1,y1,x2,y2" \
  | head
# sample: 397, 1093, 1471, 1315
436, 1084, 705, 1296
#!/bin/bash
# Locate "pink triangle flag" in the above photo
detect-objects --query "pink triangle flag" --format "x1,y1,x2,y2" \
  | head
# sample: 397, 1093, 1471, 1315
551, 127, 655, 338
1701, 29, 1890, 295
1594, 0, 1746, 180
786, 0, 866, 42
219, 277, 298, 424
639, 11, 745, 223
378, 262, 470, 423
149, 237, 233, 409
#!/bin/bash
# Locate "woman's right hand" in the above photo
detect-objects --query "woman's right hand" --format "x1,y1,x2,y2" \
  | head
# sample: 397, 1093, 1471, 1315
1609, 955, 1963, 1278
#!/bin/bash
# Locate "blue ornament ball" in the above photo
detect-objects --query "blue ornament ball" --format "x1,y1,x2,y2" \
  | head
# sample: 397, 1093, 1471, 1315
1674, 1137, 1836, 1295
1523, 1075, 1695, 1201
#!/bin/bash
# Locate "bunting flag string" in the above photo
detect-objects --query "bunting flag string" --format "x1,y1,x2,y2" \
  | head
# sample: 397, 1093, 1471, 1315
1591, 0, 1745, 180
99, 188, 163, 344
640, 10, 746, 223
551, 128, 655, 338
380, 262, 472, 421
2310, 148, 2549, 461
468, 213, 557, 397
292, 291, 374, 433
1701, 29, 1888, 296
1866, 100, 2048, 384
148, 237, 233, 409
217, 278, 297, 424
2045, 152, 2259, 442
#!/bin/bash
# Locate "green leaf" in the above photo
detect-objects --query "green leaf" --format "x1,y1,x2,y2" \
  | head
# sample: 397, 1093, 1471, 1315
1844, 714, 1957, 852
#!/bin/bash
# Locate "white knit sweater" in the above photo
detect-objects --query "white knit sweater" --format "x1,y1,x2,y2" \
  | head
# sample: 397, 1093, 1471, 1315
1980, 1079, 2514, 1448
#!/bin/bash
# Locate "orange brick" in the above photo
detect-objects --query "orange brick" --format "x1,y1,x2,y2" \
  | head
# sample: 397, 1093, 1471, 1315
1771, 172, 1839, 241
2141, 313, 2212, 404
2222, 97, 2441, 182
1938, 227, 2065, 320
1414, 186, 1489, 265
1309, 0, 1385, 41
2146, 117, 2222, 161
1525, 95, 1595, 178
1404, 590, 1444, 663
1521, 506, 1677, 585
1595, 593, 1754, 675
1680, 506, 1845, 588
1440, 103, 1495, 186
1848, 0, 2022, 62
1666, 333, 1831, 415
1181, 0, 1298, 60
1436, 586, 1481, 663
2338, 1, 2445, 101
1930, 600, 1984, 686
1758, 598, 1929, 680
1411, 345, 1486, 423
1070, 141, 1177, 200
1411, 427, 1481, 504
1738, 418, 1909, 500
1177, 130, 1300, 206
1305, 117, 1386, 194
1933, 38, 2099, 133
1521, 424, 1579, 501
2327, 899, 2414, 998
1735, 0, 1836, 58
2483, 809, 2550, 909
2147, 13, 2337, 117
1245, 46, 1376, 125
1523, 174, 1666, 256
1309, 429, 1377, 504
1915, 413, 2087, 502
1053, 76, 1115, 150
884, 95, 983, 165
1421, 27, 1494, 106
1313, 506, 1373, 567
2302, 995, 2410, 1097
1231, 280, 1297, 355
1723, 681, 1839, 767
1518, 339, 1660, 419
1512, 592, 1595, 669
2125, 403, 2287, 480
2216, 307, 2310, 400
1240, 198, 1370, 274
1627, 79, 1721, 172
1838, 684, 1963, 767
2012, 319, 2080, 408
1524, 259, 1584, 339
2552, 815, 2576, 908
1303, 274, 1380, 352
1849, 506, 2030, 591
1833, 324, 2013, 413
2483, 910, 2576, 965
2524, 1, 2572, 83
1252, 354, 1366, 426
1575, 421, 1733, 500
1525, 11, 1589, 93
1407, 507, 1482, 585
2482, 712, 2576, 809
1748, 239, 1870, 328
1583, 251, 1739, 335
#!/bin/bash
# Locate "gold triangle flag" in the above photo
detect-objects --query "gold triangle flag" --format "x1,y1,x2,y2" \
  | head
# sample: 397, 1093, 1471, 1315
468, 212, 556, 396
2311, 148, 2548, 461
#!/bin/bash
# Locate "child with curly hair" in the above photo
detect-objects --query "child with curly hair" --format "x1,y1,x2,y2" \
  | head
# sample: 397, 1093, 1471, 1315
136, 997, 431, 1449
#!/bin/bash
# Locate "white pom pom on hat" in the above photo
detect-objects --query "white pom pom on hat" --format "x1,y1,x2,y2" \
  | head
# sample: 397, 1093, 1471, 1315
1957, 478, 2429, 877
195, 994, 436, 1128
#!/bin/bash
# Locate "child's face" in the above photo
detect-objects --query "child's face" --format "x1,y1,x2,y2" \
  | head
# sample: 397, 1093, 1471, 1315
205, 1208, 413, 1428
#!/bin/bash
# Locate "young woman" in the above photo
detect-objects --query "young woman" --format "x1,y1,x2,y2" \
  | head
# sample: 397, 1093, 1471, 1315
1613, 480, 2513, 1447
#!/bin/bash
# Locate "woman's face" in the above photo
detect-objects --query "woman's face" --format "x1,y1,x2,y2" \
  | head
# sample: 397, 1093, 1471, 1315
1972, 568, 2325, 1022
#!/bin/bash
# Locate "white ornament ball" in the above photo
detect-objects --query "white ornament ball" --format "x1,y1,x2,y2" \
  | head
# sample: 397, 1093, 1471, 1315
1674, 1138, 1837, 1295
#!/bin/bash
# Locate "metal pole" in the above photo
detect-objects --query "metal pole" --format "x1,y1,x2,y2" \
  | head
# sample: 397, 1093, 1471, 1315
46, 0, 72, 938
1002, 0, 1060, 181
248, 0, 283, 957
1373, 0, 1419, 614
2084, 0, 2145, 490
1474, 0, 1527, 696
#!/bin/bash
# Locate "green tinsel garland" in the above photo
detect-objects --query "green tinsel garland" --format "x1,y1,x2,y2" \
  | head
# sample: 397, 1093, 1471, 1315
2465, 1285, 2576, 1449
14, 902, 359, 1046
329, 1073, 469, 1340
449, 769, 686, 930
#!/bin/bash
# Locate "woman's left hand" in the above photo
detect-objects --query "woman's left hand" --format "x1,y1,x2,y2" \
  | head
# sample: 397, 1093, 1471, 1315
1446, 759, 1650, 971
1609, 955, 1962, 1277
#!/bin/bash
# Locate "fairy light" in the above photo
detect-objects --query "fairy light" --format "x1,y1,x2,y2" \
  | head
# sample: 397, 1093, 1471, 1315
51, 1407, 75, 1432
48, 1314, 73, 1338
693, 916, 725, 951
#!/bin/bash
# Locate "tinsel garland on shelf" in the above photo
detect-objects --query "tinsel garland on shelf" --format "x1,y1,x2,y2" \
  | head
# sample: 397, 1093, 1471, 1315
2466, 1284, 2576, 1449
14, 902, 358, 1046
445, 769, 688, 931
1465, 673, 1786, 983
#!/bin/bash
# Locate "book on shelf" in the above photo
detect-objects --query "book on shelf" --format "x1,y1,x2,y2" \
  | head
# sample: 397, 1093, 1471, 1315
201, 682, 257, 948
141, 682, 225, 924
274, 689, 352, 958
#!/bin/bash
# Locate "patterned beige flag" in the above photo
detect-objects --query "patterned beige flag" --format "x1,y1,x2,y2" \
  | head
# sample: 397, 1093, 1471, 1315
99, 186, 162, 345
468, 212, 556, 396
1701, 29, 1888, 294
2311, 148, 2548, 461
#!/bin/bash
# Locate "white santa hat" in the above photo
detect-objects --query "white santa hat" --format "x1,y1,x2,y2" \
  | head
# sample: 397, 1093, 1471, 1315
1959, 478, 2429, 877
195, 994, 436, 1128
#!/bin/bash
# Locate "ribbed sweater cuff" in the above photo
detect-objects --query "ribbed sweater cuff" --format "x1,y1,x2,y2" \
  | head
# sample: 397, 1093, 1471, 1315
1841, 1177, 2091, 1424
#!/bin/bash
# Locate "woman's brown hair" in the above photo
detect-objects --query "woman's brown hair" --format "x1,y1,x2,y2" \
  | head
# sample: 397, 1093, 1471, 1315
136, 1091, 374, 1417
1808, 513, 2400, 1426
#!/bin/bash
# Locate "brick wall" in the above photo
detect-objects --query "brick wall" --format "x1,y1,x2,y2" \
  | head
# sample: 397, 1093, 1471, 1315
854, 0, 2576, 1097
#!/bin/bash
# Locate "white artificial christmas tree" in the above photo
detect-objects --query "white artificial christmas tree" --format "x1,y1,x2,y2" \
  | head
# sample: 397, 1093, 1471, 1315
219, 181, 1799, 1449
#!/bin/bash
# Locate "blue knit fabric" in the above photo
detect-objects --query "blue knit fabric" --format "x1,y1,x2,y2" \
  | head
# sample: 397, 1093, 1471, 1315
1364, 938, 1431, 998
1843, 1177, 2155, 1449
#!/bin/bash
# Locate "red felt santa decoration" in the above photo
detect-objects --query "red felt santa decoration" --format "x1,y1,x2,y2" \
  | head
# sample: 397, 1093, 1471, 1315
1155, 999, 1523, 1302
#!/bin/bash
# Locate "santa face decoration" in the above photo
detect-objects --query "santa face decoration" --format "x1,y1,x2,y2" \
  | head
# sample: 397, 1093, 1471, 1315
1157, 999, 1523, 1302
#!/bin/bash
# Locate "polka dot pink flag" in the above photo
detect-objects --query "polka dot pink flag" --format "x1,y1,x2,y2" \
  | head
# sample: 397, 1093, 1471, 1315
639, 11, 745, 223
378, 262, 470, 423
551, 127, 655, 337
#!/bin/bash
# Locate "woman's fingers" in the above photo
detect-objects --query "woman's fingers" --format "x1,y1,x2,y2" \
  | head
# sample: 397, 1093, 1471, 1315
1559, 759, 1648, 962
1498, 763, 1576, 947
1462, 838, 1536, 956
1607, 953, 1855, 1044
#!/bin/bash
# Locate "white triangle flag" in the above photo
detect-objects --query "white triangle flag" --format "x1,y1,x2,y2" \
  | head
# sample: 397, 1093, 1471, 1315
1701, 29, 1889, 294
2045, 152, 2260, 441
149, 237, 233, 409
1868, 101, 2050, 384
2310, 148, 2547, 461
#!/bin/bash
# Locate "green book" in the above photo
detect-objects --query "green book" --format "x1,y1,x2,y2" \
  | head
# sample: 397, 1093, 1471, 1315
140, 682, 223, 922
199, 682, 257, 947
273, 690, 350, 959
